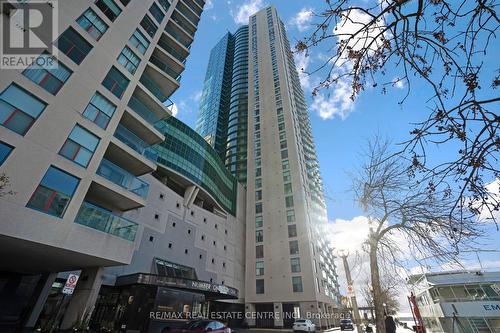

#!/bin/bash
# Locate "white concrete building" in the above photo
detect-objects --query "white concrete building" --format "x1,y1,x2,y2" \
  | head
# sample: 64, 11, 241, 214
409, 270, 500, 332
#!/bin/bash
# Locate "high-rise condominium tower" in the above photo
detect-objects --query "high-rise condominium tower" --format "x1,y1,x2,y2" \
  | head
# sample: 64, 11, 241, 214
0, 0, 204, 330
197, 6, 341, 328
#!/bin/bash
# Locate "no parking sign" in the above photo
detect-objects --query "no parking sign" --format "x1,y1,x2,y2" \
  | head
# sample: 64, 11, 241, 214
62, 274, 79, 295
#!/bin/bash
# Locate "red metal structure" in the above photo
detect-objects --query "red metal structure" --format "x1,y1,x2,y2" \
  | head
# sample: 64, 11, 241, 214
408, 292, 426, 333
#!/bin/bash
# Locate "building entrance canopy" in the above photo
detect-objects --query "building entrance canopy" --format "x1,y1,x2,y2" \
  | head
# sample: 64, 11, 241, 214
115, 273, 238, 299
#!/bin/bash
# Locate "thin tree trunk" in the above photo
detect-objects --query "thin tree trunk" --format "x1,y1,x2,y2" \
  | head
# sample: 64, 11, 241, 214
370, 239, 386, 332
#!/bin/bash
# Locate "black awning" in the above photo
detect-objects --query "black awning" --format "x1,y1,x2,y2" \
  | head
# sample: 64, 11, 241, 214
115, 273, 238, 299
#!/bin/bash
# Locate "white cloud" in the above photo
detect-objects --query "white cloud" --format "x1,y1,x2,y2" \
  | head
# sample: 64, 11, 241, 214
170, 103, 178, 117
335, 8, 384, 54
392, 77, 405, 89
310, 78, 355, 120
294, 52, 312, 91
289, 7, 314, 32
205, 0, 214, 10
231, 0, 266, 25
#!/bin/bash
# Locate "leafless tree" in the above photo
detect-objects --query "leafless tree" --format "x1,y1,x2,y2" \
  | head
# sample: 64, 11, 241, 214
352, 138, 481, 331
296, 0, 499, 226
360, 276, 400, 316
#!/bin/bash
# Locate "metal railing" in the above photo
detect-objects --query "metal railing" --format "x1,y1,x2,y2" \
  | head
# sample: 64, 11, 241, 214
74, 201, 139, 241
96, 159, 150, 198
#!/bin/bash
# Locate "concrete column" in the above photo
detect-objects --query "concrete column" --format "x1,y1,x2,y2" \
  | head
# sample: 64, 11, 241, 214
60, 267, 104, 330
183, 185, 197, 208
24, 272, 57, 329
245, 303, 255, 327
273, 302, 283, 328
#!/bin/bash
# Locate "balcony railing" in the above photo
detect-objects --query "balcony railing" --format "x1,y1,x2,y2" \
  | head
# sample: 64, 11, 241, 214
150, 55, 182, 81
171, 14, 196, 36
193, 0, 204, 9
114, 123, 159, 161
157, 38, 187, 64
139, 74, 170, 102
182, 0, 202, 16
176, 2, 198, 25
128, 95, 163, 125
96, 159, 150, 198
165, 25, 191, 49
75, 202, 138, 241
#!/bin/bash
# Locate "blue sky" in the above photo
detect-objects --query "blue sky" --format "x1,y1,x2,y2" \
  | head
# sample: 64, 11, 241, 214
171, 0, 500, 275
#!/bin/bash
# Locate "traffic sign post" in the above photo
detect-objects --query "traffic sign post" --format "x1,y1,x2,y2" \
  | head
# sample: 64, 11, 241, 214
62, 273, 79, 295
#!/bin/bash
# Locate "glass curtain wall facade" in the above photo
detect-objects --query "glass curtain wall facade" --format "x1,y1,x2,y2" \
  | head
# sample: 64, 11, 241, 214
196, 27, 249, 184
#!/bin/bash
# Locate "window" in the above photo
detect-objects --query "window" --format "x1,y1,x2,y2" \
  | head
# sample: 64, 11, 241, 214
119, 0, 130, 5
129, 29, 150, 54
0, 142, 13, 165
255, 178, 262, 189
0, 84, 46, 135
256, 230, 263, 243
117, 46, 140, 74
27, 166, 80, 217
83, 92, 116, 129
256, 261, 264, 276
288, 224, 297, 238
291, 258, 301, 272
289, 240, 299, 255
255, 215, 263, 228
55, 28, 93, 65
95, 0, 121, 21
284, 183, 292, 194
282, 160, 289, 170
255, 202, 262, 214
256, 279, 264, 294
158, 0, 170, 12
287, 210, 295, 223
281, 149, 288, 159
77, 8, 108, 40
283, 170, 291, 183
256, 245, 263, 258
59, 125, 100, 167
292, 276, 303, 292
140, 15, 158, 37
285, 195, 294, 208
102, 66, 129, 98
255, 167, 261, 177
280, 140, 287, 149
149, 2, 165, 23
23, 56, 72, 94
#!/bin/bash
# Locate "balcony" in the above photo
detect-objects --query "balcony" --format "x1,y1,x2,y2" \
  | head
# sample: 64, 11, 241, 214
171, 11, 196, 36
150, 54, 182, 82
128, 88, 173, 124
165, 24, 192, 50
181, 0, 202, 17
157, 37, 188, 65
139, 69, 179, 103
97, 159, 150, 198
115, 124, 150, 155
119, 111, 164, 145
176, 1, 200, 26
75, 201, 139, 241
193, 0, 205, 9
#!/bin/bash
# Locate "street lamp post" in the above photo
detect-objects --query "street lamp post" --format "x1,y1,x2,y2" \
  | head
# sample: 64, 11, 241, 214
338, 250, 363, 332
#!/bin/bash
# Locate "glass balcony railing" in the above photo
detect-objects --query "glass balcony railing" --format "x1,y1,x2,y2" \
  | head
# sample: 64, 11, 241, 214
150, 55, 182, 81
114, 124, 159, 161
139, 74, 170, 102
176, 3, 198, 25
96, 159, 150, 198
157, 38, 187, 64
183, 0, 202, 16
114, 124, 148, 154
165, 25, 191, 49
171, 14, 196, 36
193, 0, 204, 9
75, 201, 138, 241
128, 95, 163, 125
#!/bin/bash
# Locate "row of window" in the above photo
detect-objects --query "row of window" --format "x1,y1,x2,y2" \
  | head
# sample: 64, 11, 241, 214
256, 276, 303, 294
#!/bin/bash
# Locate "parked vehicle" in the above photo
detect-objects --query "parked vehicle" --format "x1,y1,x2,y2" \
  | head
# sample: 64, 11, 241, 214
340, 319, 354, 331
292, 319, 316, 333
162, 320, 230, 333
